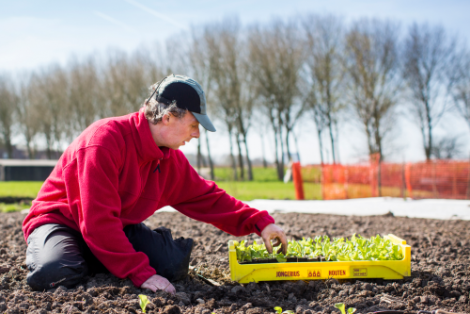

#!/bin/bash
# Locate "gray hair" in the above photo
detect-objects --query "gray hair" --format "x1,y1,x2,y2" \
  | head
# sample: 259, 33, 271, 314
143, 82, 188, 125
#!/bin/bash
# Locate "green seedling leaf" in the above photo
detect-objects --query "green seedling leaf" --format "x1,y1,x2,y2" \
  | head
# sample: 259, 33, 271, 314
139, 294, 149, 313
274, 306, 283, 314
275, 253, 287, 263
347, 307, 357, 314
334, 303, 346, 314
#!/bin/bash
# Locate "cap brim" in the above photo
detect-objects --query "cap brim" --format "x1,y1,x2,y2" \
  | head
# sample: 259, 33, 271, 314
192, 112, 216, 132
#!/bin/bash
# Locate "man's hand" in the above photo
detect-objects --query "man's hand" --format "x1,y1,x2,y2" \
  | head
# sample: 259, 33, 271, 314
141, 274, 176, 295
261, 223, 288, 255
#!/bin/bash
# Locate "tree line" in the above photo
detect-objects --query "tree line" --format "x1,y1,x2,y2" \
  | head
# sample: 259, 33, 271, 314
0, 14, 469, 181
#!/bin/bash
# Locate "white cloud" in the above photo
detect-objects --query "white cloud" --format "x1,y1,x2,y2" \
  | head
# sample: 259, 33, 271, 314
122, 0, 187, 30
92, 11, 135, 33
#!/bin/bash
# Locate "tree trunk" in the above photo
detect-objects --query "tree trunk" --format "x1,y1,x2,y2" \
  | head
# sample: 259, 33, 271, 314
334, 121, 341, 164
24, 124, 33, 159
2, 130, 13, 158
236, 132, 245, 180
46, 147, 52, 159
5, 138, 12, 159
420, 123, 429, 161
197, 137, 202, 172
278, 124, 286, 173
228, 128, 238, 180
426, 101, 433, 160
317, 128, 324, 164
313, 112, 325, 164
269, 109, 283, 180
277, 127, 285, 179
202, 153, 207, 167
273, 126, 282, 180
285, 127, 292, 163
205, 129, 215, 181
293, 131, 301, 163
26, 137, 34, 159
327, 113, 336, 164
260, 132, 268, 168
243, 133, 253, 181
45, 133, 52, 159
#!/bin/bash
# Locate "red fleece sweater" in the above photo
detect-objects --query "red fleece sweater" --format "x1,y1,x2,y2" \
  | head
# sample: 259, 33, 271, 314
22, 110, 275, 287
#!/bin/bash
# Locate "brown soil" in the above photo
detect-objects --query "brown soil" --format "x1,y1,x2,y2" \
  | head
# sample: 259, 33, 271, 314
0, 211, 469, 314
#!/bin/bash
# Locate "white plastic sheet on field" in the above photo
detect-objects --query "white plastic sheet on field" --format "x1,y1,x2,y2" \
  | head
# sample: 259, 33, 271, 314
157, 197, 470, 221
20, 197, 469, 220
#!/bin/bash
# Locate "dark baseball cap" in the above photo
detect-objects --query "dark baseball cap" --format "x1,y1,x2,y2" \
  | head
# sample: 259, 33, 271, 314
151, 74, 216, 132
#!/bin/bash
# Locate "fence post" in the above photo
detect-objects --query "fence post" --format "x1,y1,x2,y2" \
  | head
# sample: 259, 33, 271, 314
292, 162, 305, 200
370, 153, 380, 197
452, 162, 457, 199
401, 163, 405, 199
370, 162, 376, 197
432, 161, 438, 198
378, 159, 382, 197
405, 163, 413, 199
321, 163, 325, 200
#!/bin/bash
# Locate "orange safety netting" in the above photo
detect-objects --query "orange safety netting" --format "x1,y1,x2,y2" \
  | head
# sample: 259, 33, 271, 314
301, 157, 470, 200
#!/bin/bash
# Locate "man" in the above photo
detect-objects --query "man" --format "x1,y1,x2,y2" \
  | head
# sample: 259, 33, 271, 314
23, 74, 287, 294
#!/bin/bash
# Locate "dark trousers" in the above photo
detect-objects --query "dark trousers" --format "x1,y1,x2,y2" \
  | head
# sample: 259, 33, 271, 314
26, 223, 193, 291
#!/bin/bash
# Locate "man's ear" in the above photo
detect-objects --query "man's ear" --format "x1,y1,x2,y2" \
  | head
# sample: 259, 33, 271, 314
161, 113, 171, 125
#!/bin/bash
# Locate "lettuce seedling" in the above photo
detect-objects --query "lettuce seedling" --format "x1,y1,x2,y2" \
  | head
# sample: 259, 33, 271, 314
235, 240, 252, 262
334, 303, 356, 314
139, 294, 149, 313
276, 253, 287, 263
274, 306, 294, 313
334, 303, 346, 314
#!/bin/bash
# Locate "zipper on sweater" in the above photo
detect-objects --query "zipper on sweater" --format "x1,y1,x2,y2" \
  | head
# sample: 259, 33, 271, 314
153, 160, 161, 173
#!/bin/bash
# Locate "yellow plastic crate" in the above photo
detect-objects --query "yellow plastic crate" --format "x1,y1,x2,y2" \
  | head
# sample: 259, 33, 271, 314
229, 234, 411, 283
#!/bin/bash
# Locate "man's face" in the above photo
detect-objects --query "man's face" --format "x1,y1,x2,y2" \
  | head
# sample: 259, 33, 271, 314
161, 111, 200, 150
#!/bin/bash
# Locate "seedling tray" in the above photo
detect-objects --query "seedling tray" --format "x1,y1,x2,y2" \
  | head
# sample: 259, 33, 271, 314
228, 234, 411, 283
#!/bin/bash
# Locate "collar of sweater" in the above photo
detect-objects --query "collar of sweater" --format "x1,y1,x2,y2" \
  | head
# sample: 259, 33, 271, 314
134, 109, 171, 163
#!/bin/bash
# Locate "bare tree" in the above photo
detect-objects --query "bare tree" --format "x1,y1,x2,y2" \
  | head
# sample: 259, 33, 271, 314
449, 49, 470, 132
205, 18, 256, 180
344, 19, 401, 160
0, 75, 18, 158
101, 50, 154, 117
17, 78, 41, 158
302, 14, 345, 164
305, 88, 329, 164
187, 29, 216, 180
30, 66, 68, 159
66, 57, 103, 138
402, 23, 457, 160
248, 19, 305, 180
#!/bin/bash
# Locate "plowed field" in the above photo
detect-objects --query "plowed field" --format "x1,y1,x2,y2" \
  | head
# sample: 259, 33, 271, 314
0, 211, 469, 314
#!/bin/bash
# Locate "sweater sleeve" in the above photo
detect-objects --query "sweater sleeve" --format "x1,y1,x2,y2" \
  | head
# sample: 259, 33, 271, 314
170, 153, 275, 237
63, 146, 156, 287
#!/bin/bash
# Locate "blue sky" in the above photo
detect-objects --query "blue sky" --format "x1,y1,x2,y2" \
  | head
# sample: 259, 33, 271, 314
1, 0, 470, 163
2, 0, 470, 73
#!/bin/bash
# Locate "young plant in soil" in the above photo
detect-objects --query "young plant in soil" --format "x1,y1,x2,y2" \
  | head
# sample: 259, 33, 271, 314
235, 234, 404, 263
139, 294, 149, 313
334, 303, 356, 314
274, 306, 294, 313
